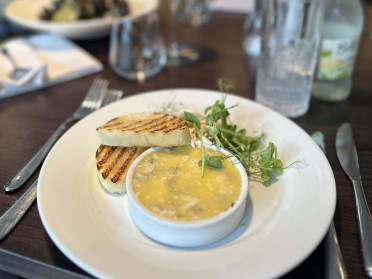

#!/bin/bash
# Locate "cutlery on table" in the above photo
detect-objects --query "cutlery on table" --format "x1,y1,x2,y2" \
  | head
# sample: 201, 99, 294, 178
336, 122, 372, 277
1, 46, 32, 80
0, 89, 123, 241
311, 131, 348, 279
3, 78, 109, 193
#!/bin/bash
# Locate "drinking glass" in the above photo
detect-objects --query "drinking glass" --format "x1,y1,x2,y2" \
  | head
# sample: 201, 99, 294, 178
109, 12, 166, 82
243, 0, 264, 78
178, 0, 211, 27
167, 0, 200, 66
255, 0, 323, 118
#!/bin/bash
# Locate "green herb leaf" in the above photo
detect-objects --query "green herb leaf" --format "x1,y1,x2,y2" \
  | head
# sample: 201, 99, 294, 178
200, 154, 206, 176
272, 159, 284, 175
261, 170, 271, 183
206, 126, 219, 137
259, 142, 276, 166
182, 111, 201, 129
198, 155, 224, 169
217, 79, 235, 93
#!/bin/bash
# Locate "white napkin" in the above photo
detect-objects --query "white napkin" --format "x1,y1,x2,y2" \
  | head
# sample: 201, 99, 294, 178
0, 33, 103, 100
210, 0, 254, 14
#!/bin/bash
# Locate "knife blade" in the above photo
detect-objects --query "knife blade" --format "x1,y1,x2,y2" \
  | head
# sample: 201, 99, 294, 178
312, 131, 347, 279
336, 123, 361, 180
336, 122, 372, 277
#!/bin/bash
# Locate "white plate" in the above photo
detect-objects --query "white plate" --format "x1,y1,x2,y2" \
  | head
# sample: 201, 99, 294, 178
37, 89, 336, 279
5, 0, 157, 40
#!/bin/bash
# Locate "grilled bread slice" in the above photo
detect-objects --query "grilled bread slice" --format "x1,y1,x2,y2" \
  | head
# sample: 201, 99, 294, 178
96, 145, 146, 194
96, 113, 191, 147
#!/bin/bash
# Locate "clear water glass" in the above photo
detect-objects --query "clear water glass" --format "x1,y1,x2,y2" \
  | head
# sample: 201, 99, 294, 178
178, 0, 211, 27
167, 0, 200, 66
243, 0, 264, 78
109, 12, 166, 82
255, 0, 323, 118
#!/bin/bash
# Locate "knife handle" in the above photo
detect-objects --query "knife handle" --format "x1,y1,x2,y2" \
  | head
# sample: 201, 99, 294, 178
0, 180, 37, 241
352, 179, 372, 277
325, 222, 348, 279
3, 117, 73, 192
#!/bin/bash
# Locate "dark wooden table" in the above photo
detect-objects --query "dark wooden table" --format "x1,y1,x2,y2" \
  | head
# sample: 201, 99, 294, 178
0, 5, 372, 279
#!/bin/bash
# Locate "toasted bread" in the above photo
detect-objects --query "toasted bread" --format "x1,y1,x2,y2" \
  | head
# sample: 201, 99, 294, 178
96, 113, 191, 147
96, 145, 146, 194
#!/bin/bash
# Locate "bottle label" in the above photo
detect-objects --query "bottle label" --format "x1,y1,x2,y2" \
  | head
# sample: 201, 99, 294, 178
317, 37, 360, 80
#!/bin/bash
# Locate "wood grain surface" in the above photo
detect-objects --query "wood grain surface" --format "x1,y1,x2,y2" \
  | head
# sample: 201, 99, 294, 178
0, 4, 371, 279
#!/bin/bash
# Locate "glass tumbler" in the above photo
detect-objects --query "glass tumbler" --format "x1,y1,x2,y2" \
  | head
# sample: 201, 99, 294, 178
109, 12, 166, 82
178, 0, 211, 27
255, 0, 323, 118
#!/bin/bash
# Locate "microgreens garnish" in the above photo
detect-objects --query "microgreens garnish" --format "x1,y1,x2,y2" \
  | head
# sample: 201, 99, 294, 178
197, 155, 224, 169
182, 79, 287, 184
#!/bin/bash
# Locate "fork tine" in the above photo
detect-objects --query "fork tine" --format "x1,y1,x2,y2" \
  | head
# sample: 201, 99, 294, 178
102, 91, 114, 106
92, 80, 109, 110
114, 90, 124, 100
110, 89, 122, 101
107, 90, 118, 106
81, 78, 103, 107
87, 80, 108, 110
102, 89, 123, 106
110, 90, 123, 103
82, 79, 108, 110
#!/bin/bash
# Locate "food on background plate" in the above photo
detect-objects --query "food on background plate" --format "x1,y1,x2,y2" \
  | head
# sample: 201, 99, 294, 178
96, 113, 191, 147
132, 146, 241, 222
39, 0, 130, 22
96, 145, 146, 194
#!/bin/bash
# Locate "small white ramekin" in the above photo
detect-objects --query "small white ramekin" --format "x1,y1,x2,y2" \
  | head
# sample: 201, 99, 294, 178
126, 144, 249, 247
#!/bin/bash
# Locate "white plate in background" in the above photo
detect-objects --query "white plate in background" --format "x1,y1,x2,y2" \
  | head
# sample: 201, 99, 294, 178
5, 0, 157, 39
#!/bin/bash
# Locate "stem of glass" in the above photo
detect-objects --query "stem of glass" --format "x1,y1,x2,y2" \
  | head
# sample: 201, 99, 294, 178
168, 0, 181, 58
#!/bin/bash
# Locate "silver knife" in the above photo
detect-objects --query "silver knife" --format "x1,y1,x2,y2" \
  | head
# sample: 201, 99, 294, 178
0, 179, 37, 241
312, 131, 348, 279
336, 122, 372, 277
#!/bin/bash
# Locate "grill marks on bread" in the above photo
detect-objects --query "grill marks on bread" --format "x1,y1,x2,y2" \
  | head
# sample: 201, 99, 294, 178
96, 145, 117, 170
95, 112, 191, 194
96, 145, 145, 183
96, 112, 191, 147
96, 113, 188, 134
104, 114, 168, 132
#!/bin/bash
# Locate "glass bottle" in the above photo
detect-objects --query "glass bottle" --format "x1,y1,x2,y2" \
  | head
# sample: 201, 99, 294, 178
312, 0, 364, 102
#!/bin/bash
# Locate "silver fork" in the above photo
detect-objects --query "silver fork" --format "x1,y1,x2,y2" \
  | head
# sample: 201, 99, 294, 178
4, 78, 109, 193
0, 89, 123, 241
101, 89, 123, 106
